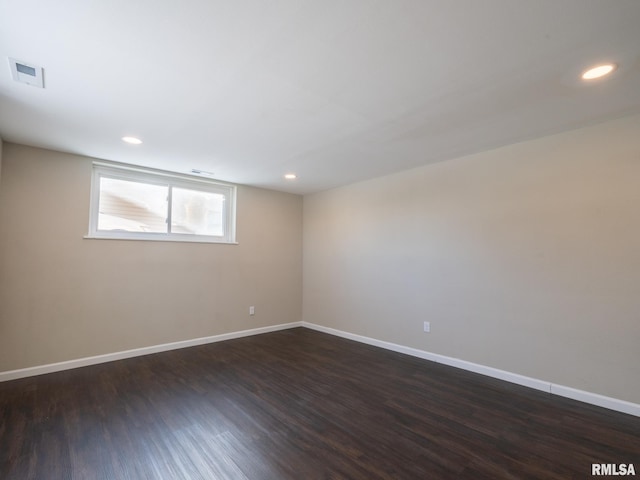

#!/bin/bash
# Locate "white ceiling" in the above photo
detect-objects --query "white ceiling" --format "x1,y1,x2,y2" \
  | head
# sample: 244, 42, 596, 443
1, 0, 639, 194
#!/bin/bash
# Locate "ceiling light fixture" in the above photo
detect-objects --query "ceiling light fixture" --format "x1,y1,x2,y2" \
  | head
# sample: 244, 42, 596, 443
581, 63, 616, 80
284, 173, 297, 180
122, 136, 143, 145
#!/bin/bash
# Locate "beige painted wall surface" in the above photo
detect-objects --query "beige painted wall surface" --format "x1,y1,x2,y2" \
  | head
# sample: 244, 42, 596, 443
0, 144, 302, 371
303, 114, 640, 404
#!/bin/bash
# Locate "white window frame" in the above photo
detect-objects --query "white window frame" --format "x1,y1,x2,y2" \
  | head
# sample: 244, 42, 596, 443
87, 162, 237, 244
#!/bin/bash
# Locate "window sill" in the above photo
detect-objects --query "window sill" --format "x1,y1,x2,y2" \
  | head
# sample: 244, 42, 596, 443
84, 235, 239, 245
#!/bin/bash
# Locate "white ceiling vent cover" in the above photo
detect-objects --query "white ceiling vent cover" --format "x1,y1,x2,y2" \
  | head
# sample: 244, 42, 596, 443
9, 58, 44, 88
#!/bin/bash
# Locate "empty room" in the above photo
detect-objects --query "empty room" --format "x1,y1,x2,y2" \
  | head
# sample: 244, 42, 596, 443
1, 1, 639, 478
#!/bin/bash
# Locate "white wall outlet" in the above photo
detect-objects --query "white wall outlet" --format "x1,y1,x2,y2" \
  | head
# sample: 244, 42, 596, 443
249, 306, 255, 316
423, 321, 430, 333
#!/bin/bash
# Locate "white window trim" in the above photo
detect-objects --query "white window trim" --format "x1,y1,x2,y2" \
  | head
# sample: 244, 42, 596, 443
86, 161, 237, 244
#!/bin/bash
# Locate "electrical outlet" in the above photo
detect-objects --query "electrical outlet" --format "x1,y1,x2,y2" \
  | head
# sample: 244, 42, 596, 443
249, 306, 255, 316
423, 321, 430, 333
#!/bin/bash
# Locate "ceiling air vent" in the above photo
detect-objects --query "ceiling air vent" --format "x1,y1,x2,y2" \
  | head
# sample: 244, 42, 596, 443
9, 58, 44, 88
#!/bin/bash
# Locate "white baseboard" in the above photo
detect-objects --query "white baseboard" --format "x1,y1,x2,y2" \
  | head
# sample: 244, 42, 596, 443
301, 322, 640, 418
3, 320, 638, 418
549, 384, 640, 417
0, 322, 303, 383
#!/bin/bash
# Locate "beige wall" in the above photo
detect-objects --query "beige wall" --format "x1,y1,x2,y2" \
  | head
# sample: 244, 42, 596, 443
303, 114, 640, 404
0, 143, 302, 371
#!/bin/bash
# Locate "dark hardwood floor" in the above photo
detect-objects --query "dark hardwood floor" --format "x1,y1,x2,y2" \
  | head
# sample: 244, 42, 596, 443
1, 328, 638, 479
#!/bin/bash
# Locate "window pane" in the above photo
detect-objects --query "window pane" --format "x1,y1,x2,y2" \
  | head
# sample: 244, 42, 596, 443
171, 187, 224, 236
98, 177, 168, 233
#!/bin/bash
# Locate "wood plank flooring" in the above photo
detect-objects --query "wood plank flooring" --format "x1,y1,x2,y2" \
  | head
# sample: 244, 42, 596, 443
1, 327, 638, 479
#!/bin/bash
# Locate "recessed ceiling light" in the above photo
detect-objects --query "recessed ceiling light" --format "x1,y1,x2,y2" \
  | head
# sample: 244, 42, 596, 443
581, 63, 616, 80
284, 173, 297, 180
122, 136, 143, 145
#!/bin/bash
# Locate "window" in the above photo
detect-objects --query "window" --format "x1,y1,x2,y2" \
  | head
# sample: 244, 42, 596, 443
88, 162, 236, 243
